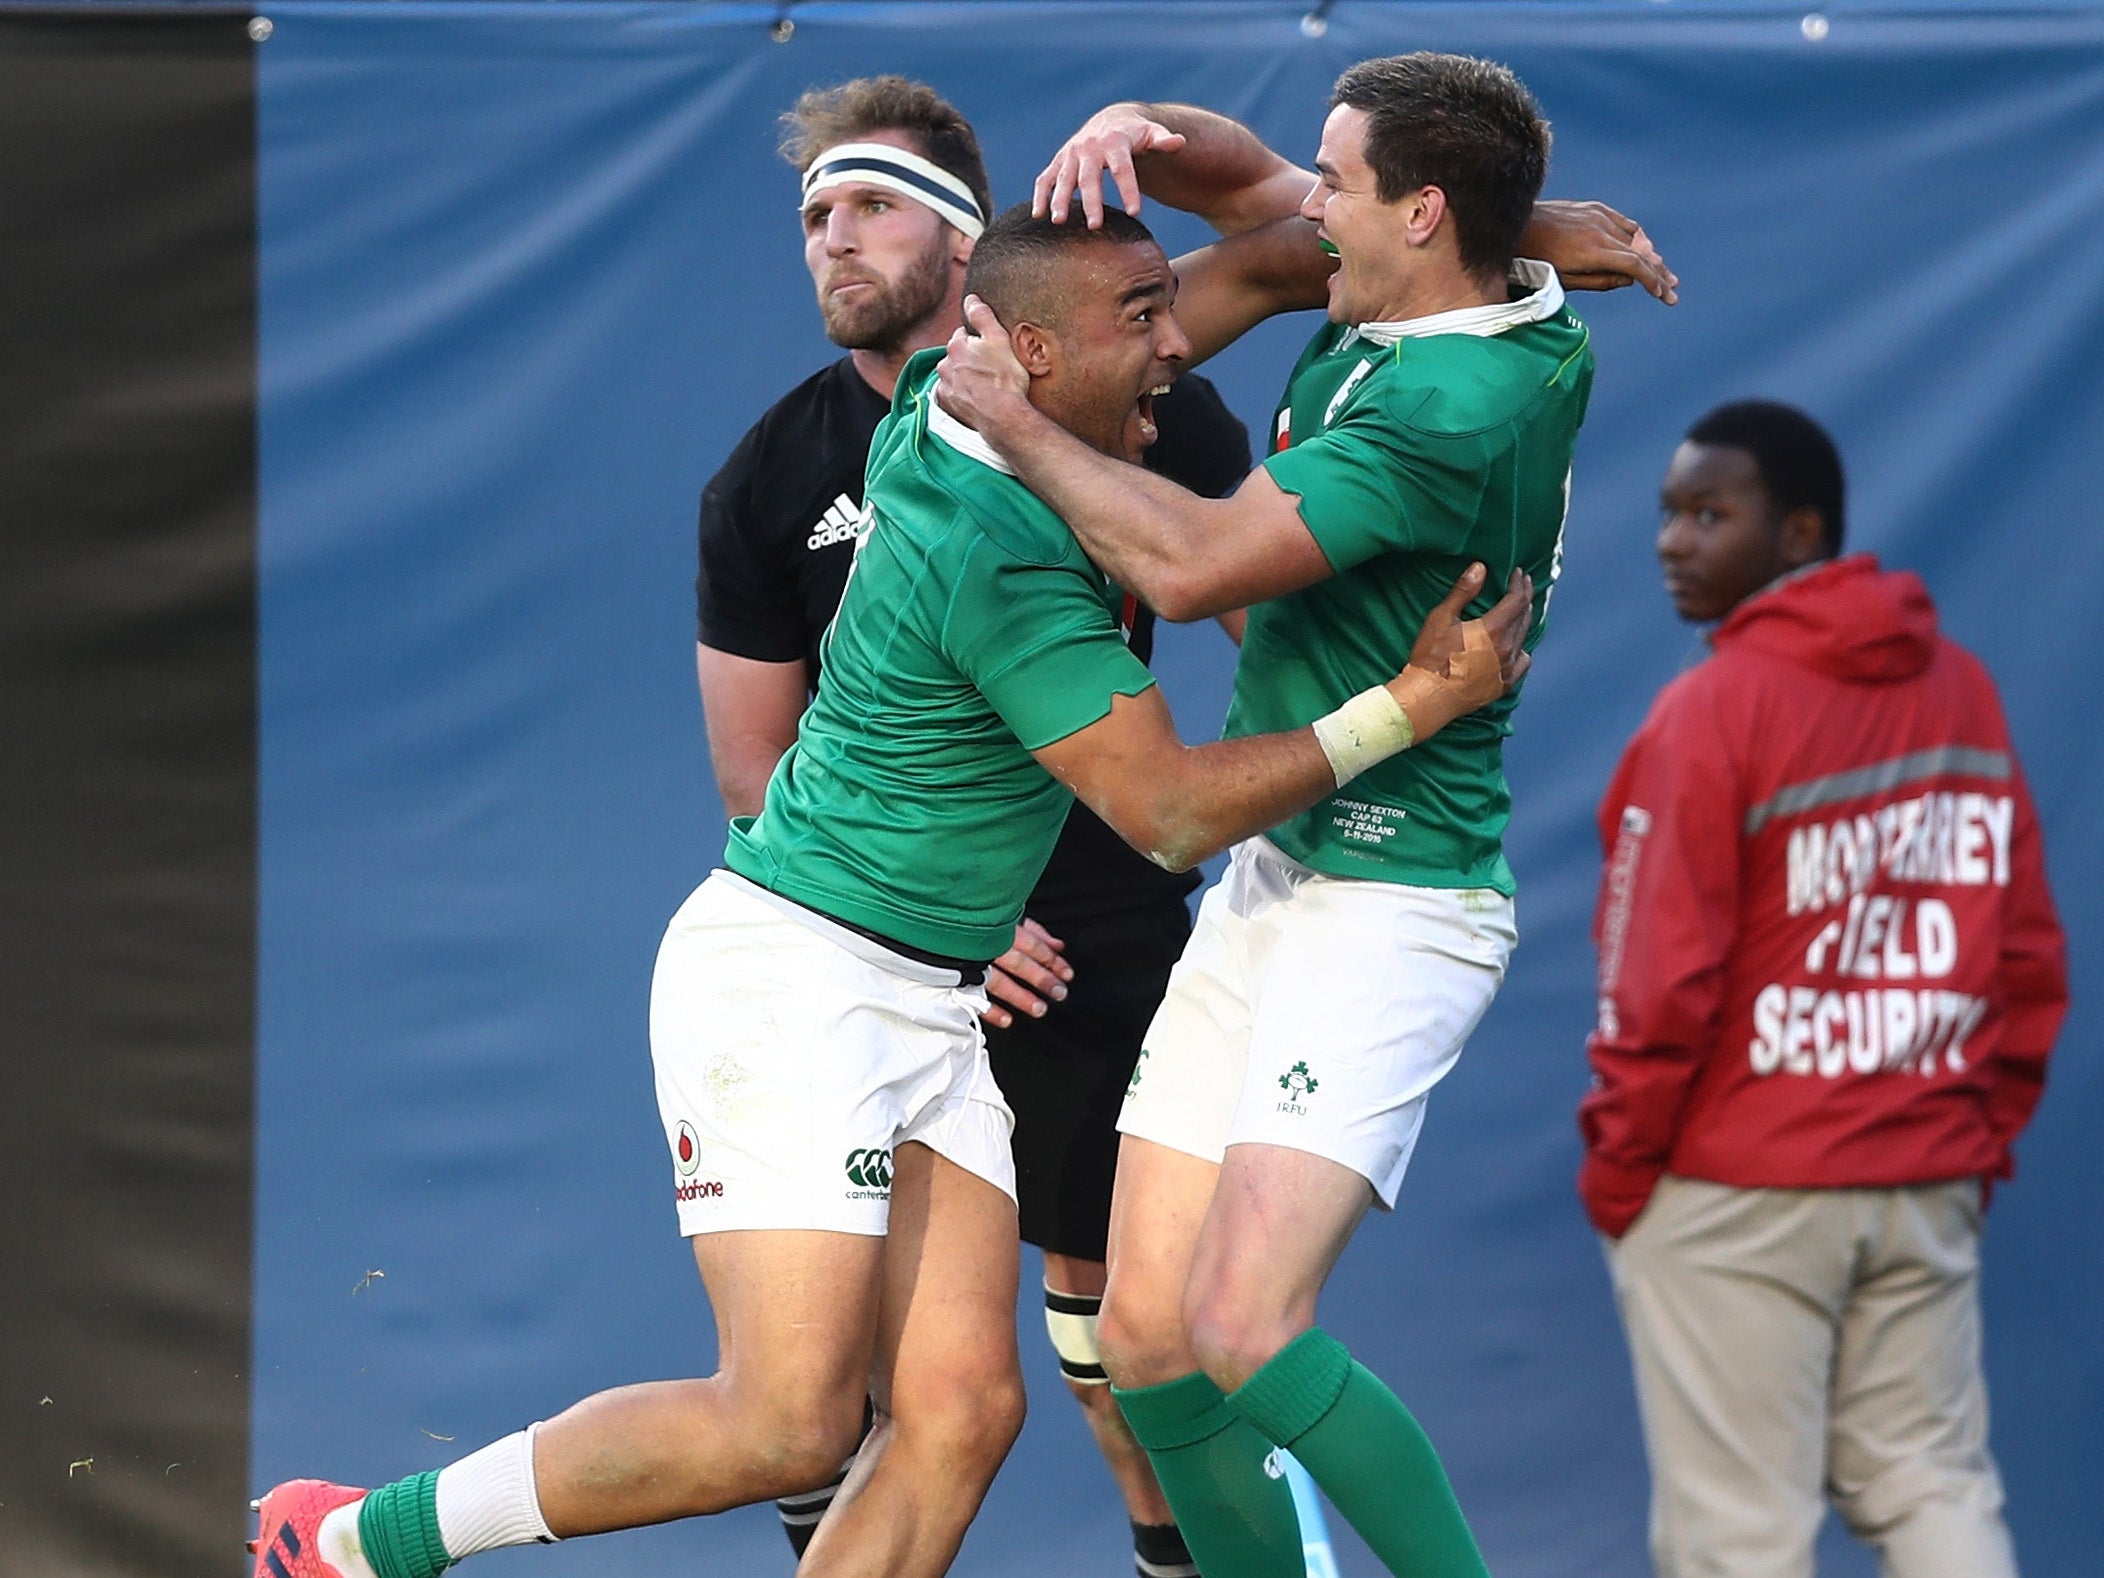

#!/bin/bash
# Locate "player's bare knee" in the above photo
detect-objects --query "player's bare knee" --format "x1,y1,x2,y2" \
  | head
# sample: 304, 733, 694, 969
894, 1358, 1025, 1472
775, 1410, 867, 1492
984, 1367, 1029, 1456
1185, 1291, 1297, 1395
737, 1383, 867, 1491
961, 1363, 1028, 1460
1096, 1296, 1191, 1388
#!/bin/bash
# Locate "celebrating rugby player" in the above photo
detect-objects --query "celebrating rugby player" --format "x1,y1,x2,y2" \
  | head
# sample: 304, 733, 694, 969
697, 80, 1249, 1578
936, 53, 1675, 1577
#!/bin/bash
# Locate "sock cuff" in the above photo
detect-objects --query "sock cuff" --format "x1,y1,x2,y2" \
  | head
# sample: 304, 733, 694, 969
433, 1425, 557, 1560
1227, 1327, 1352, 1448
1112, 1370, 1237, 1452
1131, 1517, 1193, 1556
358, 1471, 453, 1578
1131, 1517, 1197, 1578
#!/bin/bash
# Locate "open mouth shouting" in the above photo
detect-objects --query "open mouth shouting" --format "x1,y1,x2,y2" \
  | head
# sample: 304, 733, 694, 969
1138, 381, 1171, 445
1123, 379, 1174, 461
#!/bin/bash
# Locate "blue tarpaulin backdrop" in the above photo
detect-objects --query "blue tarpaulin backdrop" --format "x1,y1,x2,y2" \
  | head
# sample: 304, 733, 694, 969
252, 5, 2103, 1574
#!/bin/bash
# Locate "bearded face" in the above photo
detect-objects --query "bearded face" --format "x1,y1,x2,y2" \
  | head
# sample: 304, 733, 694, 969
815, 230, 953, 354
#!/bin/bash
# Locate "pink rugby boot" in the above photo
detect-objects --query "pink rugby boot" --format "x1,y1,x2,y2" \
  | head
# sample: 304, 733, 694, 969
249, 1479, 366, 1577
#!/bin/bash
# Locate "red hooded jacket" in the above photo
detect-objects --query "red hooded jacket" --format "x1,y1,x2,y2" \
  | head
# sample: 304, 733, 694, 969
1577, 556, 2066, 1237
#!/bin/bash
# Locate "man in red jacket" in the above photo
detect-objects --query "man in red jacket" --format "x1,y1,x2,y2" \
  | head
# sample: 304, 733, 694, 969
1578, 400, 2066, 1578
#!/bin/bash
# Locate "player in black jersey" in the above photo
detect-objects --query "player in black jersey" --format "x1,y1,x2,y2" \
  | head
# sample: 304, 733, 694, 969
695, 78, 1243, 1578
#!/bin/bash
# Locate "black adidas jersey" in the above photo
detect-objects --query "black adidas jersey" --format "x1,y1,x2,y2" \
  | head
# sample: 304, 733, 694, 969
696, 354, 1251, 922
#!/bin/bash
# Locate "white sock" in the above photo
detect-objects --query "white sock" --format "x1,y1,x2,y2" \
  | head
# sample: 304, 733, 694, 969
434, 1424, 559, 1559
317, 1499, 380, 1578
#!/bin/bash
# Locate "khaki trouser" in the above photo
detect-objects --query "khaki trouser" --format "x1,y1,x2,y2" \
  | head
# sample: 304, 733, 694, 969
1607, 1176, 2018, 1578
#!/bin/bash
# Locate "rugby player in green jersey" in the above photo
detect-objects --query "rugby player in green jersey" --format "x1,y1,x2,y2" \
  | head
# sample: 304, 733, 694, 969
937, 53, 1676, 1578
246, 202, 1540, 1578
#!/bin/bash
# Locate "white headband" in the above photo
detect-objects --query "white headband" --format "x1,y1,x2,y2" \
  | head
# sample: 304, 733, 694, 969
800, 141, 986, 239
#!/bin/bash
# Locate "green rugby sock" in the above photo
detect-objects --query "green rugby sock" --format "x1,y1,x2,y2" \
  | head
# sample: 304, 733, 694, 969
1112, 1371, 1304, 1578
356, 1471, 455, 1578
1229, 1329, 1488, 1578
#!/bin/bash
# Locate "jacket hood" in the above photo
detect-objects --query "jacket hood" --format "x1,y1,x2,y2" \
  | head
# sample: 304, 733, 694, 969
1714, 554, 1938, 683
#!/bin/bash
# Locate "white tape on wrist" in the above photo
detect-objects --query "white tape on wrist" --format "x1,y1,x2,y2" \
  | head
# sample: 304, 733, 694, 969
1310, 685, 1415, 786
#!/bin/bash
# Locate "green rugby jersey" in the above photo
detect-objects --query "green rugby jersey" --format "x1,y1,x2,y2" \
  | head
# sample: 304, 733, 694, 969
1231, 261, 1593, 892
726, 349, 1157, 961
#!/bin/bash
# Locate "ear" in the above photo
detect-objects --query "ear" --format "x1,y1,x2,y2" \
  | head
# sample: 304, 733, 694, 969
1778, 505, 1828, 568
1404, 185, 1449, 250
1011, 322, 1057, 379
953, 232, 976, 269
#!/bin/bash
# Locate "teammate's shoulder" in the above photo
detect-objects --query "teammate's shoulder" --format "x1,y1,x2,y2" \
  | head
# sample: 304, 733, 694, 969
1378, 314, 1591, 439
1284, 319, 1357, 375
870, 357, 1077, 571
934, 448, 1078, 571
892, 346, 946, 411
1509, 305, 1594, 394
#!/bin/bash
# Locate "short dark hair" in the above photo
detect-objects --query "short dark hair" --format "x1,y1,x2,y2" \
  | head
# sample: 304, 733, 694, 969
1330, 53, 1550, 281
779, 76, 994, 231
1687, 400, 1848, 556
962, 202, 1157, 329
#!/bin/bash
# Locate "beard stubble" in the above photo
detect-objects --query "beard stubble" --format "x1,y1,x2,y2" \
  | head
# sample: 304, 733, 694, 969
819, 240, 953, 356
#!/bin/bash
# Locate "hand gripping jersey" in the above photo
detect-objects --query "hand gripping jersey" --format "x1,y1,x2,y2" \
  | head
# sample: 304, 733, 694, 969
1236, 260, 1593, 890
725, 349, 1157, 961
1578, 557, 2068, 1236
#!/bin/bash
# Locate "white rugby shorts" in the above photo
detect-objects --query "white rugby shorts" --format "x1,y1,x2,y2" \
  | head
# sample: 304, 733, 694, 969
1119, 836, 1516, 1207
651, 870, 1016, 1237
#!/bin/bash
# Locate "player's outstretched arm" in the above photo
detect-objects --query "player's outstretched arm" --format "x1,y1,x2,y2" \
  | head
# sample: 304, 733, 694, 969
1037, 104, 1677, 311
1034, 565, 1532, 873
1168, 217, 1337, 367
1162, 197, 1679, 367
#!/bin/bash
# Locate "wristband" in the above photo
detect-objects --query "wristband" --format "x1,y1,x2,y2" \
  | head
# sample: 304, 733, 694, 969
1310, 685, 1414, 786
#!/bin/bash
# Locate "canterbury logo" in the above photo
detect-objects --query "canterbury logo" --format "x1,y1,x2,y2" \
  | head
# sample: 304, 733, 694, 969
807, 493, 868, 551
845, 1147, 893, 1190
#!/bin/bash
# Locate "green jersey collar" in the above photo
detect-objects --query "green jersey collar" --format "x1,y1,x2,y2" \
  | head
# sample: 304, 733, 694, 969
1347, 258, 1563, 349
924, 382, 1018, 477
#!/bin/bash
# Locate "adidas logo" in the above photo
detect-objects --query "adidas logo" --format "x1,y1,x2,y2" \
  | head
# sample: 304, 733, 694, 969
252, 1513, 302, 1578
807, 493, 866, 551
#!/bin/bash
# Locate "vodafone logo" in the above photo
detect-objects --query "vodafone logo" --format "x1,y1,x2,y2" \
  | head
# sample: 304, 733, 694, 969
672, 1120, 723, 1201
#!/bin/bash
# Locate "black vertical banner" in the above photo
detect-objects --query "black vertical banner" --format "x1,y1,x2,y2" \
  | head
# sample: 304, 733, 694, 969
0, 12, 257, 1575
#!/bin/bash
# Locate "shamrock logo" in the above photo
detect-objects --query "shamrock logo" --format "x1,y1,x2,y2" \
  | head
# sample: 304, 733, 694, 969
1278, 1061, 1319, 1097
